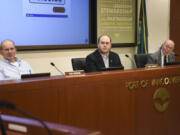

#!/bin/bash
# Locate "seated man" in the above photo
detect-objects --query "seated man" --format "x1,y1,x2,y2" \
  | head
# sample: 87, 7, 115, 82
147, 40, 175, 66
0, 40, 33, 80
86, 34, 124, 72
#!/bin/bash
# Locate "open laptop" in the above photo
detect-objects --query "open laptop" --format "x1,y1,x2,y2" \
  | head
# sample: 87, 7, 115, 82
165, 61, 180, 66
99, 66, 124, 71
21, 72, 50, 79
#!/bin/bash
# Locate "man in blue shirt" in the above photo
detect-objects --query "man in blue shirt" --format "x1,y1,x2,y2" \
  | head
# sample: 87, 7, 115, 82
0, 40, 33, 80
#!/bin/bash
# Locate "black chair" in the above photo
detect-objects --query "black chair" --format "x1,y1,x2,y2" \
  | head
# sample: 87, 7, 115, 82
71, 58, 86, 71
134, 54, 148, 68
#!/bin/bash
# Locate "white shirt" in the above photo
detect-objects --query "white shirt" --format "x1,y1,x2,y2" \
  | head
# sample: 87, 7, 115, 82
0, 58, 34, 80
101, 53, 109, 68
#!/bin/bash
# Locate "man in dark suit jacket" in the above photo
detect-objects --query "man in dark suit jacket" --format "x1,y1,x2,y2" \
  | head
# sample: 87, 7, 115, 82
147, 40, 175, 66
86, 35, 124, 72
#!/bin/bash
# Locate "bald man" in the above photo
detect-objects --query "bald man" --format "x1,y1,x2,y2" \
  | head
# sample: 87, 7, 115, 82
147, 40, 175, 66
0, 40, 33, 80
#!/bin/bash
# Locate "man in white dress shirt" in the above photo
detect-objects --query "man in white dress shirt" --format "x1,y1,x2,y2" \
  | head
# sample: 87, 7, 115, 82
0, 40, 33, 80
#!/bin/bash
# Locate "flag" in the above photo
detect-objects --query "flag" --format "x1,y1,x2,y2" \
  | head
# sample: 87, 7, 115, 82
137, 0, 148, 54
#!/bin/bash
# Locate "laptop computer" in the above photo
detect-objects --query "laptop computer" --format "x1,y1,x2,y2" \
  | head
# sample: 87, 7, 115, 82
21, 72, 50, 79
165, 61, 180, 66
99, 66, 124, 71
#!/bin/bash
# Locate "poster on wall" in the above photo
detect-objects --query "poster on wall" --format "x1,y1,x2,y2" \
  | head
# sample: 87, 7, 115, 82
97, 0, 136, 44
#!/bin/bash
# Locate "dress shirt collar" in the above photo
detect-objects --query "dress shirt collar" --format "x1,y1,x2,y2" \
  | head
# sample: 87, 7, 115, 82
3, 57, 21, 64
100, 52, 109, 68
100, 52, 109, 58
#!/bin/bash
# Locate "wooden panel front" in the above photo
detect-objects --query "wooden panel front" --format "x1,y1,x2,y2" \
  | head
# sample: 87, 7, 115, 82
170, 0, 180, 61
0, 66, 180, 135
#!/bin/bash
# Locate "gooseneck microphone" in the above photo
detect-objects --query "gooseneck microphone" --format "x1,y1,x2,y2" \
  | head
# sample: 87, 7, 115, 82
0, 101, 53, 135
125, 54, 137, 68
0, 114, 6, 135
50, 62, 64, 75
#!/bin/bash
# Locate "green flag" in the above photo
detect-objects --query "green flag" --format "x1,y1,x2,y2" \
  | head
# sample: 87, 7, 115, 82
138, 0, 148, 54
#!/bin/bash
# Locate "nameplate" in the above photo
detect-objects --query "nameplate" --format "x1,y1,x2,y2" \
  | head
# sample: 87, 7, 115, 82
65, 70, 84, 76
145, 64, 159, 68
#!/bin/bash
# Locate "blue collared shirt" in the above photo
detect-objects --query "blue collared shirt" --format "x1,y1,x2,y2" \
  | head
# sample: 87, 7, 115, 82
0, 58, 34, 80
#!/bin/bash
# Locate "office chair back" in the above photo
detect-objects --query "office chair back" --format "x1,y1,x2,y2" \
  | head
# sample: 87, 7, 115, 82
71, 58, 86, 71
134, 54, 148, 68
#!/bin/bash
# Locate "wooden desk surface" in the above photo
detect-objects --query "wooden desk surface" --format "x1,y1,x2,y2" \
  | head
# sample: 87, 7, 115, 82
0, 65, 180, 135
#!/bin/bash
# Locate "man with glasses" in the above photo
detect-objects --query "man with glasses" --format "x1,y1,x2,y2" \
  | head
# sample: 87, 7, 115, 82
147, 40, 175, 66
0, 40, 33, 80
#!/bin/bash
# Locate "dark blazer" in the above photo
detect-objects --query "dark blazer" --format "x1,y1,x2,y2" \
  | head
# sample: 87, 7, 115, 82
147, 49, 175, 66
86, 49, 124, 72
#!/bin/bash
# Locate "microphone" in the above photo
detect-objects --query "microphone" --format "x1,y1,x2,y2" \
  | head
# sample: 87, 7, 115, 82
0, 101, 15, 135
0, 101, 16, 110
50, 62, 64, 75
125, 54, 136, 68
0, 101, 53, 135
0, 114, 6, 135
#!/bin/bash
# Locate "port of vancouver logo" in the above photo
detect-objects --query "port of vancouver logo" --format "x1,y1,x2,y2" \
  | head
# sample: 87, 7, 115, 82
153, 88, 169, 112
